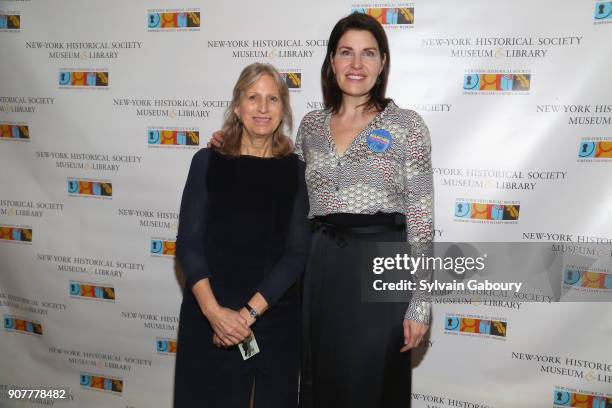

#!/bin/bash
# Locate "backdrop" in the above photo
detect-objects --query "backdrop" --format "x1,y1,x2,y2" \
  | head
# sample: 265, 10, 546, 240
1, 1, 611, 407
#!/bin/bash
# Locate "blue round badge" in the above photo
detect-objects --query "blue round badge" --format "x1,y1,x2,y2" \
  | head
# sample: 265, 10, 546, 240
366, 129, 393, 153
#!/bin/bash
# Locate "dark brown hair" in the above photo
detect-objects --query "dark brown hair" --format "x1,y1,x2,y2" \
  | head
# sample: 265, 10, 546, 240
217, 63, 293, 157
321, 13, 392, 113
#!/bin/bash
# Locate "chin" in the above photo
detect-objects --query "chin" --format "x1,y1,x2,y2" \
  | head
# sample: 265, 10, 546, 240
340, 87, 372, 98
246, 128, 275, 138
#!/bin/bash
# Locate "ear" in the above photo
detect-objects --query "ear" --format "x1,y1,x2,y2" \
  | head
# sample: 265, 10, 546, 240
233, 107, 239, 118
330, 53, 336, 74
380, 54, 387, 75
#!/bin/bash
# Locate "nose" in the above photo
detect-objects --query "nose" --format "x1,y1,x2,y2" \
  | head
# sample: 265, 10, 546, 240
257, 98, 268, 113
351, 53, 363, 69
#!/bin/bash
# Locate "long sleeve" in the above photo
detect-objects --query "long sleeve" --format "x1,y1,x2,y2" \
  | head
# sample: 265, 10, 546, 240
294, 117, 306, 162
403, 112, 434, 324
176, 148, 212, 290
255, 159, 311, 307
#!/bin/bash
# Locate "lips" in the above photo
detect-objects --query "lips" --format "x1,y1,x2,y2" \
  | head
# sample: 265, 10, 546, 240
252, 116, 271, 124
346, 73, 366, 80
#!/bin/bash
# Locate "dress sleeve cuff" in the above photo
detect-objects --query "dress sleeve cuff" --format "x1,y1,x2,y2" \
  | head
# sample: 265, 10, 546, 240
404, 299, 431, 325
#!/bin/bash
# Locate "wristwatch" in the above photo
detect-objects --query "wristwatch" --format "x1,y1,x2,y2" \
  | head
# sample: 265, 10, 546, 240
244, 303, 259, 320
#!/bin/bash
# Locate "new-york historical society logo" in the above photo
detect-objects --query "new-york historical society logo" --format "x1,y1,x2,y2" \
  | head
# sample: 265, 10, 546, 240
578, 137, 612, 161
454, 199, 520, 224
553, 386, 612, 406
148, 9, 200, 31
463, 69, 531, 95
422, 35, 582, 59
156, 337, 177, 355
536, 104, 611, 126
435, 167, 566, 191
67, 178, 112, 199
3, 315, 42, 336
0, 224, 32, 244
444, 313, 507, 340
38, 151, 142, 172
0, 122, 29, 141
207, 39, 327, 59
80, 372, 123, 395
280, 69, 302, 92
148, 127, 199, 148
25, 41, 142, 60
0, 96, 54, 114
150, 238, 176, 257
0, 199, 63, 218
59, 69, 109, 89
0, 12, 20, 32
512, 352, 612, 385
594, 1, 612, 24
113, 98, 228, 119
352, 4, 414, 28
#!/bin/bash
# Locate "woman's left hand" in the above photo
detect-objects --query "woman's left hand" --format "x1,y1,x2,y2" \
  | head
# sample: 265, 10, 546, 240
212, 332, 223, 347
212, 310, 254, 348
400, 319, 429, 352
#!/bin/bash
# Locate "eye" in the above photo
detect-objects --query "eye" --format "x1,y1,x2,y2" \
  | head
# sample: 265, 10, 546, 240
339, 49, 351, 56
247, 94, 257, 101
269, 96, 279, 102
365, 50, 376, 57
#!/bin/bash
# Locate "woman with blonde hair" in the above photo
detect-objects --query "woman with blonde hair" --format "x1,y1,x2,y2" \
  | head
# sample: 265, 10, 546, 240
174, 62, 310, 407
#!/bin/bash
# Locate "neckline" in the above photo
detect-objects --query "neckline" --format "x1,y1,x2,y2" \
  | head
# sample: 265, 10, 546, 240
238, 153, 279, 160
325, 101, 393, 158
210, 149, 289, 161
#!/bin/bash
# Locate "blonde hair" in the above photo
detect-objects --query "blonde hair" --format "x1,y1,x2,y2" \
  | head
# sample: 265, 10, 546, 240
217, 63, 293, 157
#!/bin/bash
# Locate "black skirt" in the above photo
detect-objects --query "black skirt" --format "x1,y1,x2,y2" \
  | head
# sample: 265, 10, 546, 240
301, 213, 412, 408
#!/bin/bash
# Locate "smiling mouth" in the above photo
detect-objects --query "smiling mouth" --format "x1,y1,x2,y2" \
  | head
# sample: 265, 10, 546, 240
252, 117, 272, 124
346, 74, 366, 80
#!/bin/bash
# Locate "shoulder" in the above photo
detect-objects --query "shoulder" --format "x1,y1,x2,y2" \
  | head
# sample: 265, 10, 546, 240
279, 153, 306, 173
384, 104, 431, 154
281, 152, 303, 166
298, 109, 328, 128
191, 147, 213, 167
385, 102, 428, 131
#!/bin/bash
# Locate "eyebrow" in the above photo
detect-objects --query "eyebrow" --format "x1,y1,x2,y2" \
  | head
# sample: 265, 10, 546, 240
245, 91, 280, 96
337, 46, 379, 51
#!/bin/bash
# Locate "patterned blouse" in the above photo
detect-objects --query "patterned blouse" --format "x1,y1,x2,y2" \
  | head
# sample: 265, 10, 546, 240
295, 101, 434, 323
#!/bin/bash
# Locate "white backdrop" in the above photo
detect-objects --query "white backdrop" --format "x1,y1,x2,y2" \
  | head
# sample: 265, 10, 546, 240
1, 1, 611, 407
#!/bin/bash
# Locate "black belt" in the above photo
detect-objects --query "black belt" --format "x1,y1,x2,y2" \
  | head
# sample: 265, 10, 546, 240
312, 213, 406, 248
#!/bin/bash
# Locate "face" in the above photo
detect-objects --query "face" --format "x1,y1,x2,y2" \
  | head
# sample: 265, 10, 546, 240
331, 29, 385, 98
234, 74, 283, 138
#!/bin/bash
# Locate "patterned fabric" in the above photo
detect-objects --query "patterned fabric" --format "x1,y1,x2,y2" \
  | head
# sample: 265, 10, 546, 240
295, 101, 434, 323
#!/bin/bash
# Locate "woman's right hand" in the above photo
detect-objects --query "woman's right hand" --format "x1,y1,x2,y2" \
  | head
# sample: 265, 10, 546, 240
207, 131, 225, 148
205, 305, 251, 346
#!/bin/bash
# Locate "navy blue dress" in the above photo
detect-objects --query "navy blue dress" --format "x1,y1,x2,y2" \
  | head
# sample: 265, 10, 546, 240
174, 148, 310, 407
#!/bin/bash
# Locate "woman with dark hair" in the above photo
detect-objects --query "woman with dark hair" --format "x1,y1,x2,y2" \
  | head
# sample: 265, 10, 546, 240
174, 62, 310, 407
296, 12, 433, 407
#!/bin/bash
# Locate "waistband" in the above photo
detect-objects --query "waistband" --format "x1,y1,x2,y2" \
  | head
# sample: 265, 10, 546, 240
312, 213, 405, 247
312, 212, 406, 230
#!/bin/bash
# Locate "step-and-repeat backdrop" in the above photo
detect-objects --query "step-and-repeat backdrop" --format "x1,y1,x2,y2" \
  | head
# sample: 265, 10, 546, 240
1, 1, 611, 407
